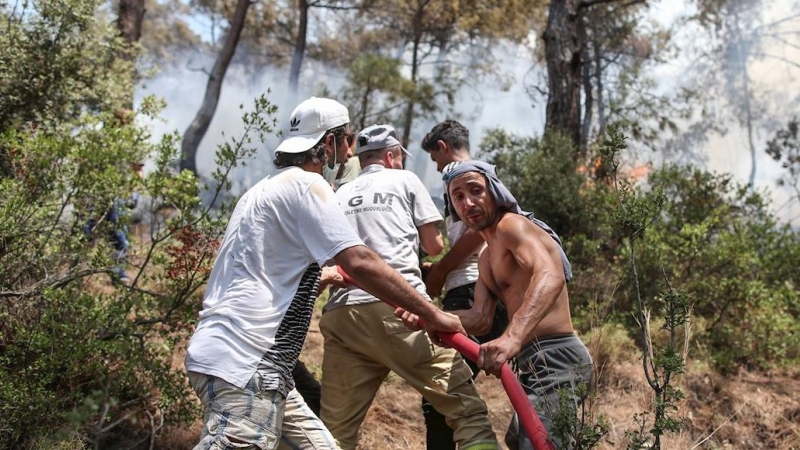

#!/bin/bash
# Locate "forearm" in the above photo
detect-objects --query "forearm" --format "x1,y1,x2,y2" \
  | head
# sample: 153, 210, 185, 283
458, 300, 496, 336
419, 222, 444, 256
337, 246, 439, 320
434, 230, 484, 274
458, 279, 497, 335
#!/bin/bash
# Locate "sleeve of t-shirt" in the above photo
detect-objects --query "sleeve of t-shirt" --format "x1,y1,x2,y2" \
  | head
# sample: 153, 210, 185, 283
409, 174, 443, 227
297, 178, 364, 265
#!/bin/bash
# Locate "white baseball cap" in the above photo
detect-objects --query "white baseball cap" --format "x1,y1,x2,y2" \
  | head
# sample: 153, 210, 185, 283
274, 97, 350, 155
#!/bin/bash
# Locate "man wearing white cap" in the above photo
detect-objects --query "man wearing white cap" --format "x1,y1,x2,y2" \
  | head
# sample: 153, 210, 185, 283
184, 100, 467, 450
319, 124, 498, 450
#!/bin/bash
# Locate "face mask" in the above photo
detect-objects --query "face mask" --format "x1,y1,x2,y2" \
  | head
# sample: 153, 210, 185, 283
322, 138, 341, 184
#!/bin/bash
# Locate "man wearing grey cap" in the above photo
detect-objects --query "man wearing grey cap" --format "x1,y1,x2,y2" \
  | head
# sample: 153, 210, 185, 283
184, 100, 467, 450
319, 124, 498, 450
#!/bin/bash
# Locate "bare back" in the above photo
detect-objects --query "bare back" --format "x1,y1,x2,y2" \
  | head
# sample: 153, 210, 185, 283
479, 213, 574, 340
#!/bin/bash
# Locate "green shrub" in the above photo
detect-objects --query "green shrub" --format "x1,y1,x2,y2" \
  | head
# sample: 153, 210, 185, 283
0, 94, 278, 447
633, 165, 800, 371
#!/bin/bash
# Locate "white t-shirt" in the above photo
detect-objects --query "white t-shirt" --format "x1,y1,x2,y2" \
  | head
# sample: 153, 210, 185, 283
443, 215, 483, 291
185, 167, 363, 390
325, 164, 442, 310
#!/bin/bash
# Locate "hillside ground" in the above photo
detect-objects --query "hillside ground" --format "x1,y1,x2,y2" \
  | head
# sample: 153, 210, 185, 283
157, 309, 800, 449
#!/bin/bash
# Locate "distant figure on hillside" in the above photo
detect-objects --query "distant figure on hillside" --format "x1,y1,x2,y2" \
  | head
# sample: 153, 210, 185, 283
184, 98, 466, 450
320, 124, 498, 450
444, 160, 592, 450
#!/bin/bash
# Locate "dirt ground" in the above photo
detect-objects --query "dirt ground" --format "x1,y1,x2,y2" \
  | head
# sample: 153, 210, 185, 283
157, 310, 800, 449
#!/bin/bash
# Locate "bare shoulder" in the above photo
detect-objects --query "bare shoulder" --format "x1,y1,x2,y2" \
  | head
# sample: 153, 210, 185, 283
495, 213, 561, 257
495, 213, 535, 243
496, 213, 532, 230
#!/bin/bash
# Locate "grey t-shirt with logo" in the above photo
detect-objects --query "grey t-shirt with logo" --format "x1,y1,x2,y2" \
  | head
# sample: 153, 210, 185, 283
325, 164, 443, 311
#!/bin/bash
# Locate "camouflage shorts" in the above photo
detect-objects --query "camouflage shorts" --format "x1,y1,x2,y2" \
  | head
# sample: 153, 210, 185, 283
188, 371, 339, 450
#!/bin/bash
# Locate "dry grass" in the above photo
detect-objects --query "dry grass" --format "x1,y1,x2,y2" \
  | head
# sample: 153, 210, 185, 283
155, 312, 800, 450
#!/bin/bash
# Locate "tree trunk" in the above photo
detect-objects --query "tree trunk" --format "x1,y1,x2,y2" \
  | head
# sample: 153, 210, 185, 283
543, 0, 583, 151
595, 39, 605, 132
117, 0, 145, 107
179, 0, 251, 176
288, 0, 309, 104
118, 0, 145, 45
731, 11, 757, 189
358, 82, 372, 131
580, 19, 593, 154
402, 27, 422, 149
742, 51, 757, 189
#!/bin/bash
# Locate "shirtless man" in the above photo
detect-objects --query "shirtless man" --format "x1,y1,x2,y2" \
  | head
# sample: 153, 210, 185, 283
443, 160, 592, 450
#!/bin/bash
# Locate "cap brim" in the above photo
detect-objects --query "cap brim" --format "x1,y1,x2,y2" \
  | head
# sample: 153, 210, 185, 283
275, 131, 326, 155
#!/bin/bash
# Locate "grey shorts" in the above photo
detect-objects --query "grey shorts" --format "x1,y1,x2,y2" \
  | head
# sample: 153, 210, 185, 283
506, 333, 593, 450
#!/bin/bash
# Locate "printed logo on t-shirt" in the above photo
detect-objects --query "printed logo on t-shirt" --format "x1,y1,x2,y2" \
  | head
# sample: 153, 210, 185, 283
345, 191, 395, 215
351, 178, 373, 192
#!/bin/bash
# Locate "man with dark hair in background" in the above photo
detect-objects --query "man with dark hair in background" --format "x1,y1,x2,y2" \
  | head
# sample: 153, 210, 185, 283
184, 98, 466, 450
418, 120, 509, 450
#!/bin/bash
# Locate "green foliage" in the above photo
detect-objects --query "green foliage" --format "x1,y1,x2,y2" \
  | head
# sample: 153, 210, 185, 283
0, 91, 278, 447
343, 55, 418, 130
479, 128, 615, 240
551, 383, 610, 450
0, 0, 135, 131
0, 3, 280, 440
633, 164, 800, 370
602, 124, 687, 449
341, 52, 459, 138
601, 126, 666, 242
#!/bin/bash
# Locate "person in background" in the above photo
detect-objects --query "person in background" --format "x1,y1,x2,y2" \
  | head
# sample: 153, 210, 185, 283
334, 155, 361, 187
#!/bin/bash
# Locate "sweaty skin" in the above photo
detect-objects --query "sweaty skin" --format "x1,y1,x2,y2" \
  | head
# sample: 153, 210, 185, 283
447, 172, 574, 376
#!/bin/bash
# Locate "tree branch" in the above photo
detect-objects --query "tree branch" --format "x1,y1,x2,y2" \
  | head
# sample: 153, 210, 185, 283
308, 0, 360, 10
752, 12, 800, 33
753, 51, 800, 69
185, 59, 211, 76
0, 268, 110, 299
580, 0, 645, 9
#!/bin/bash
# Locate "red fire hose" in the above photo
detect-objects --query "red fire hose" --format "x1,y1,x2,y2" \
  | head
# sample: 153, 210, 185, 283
336, 266, 554, 450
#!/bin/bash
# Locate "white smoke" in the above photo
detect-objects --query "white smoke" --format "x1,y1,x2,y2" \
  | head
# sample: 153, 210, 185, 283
134, 0, 800, 225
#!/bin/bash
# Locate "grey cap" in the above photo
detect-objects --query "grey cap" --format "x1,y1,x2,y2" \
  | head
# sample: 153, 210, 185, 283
355, 124, 411, 156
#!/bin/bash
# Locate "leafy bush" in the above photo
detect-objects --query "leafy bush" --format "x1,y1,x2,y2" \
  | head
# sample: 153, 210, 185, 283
0, 92, 278, 447
479, 128, 614, 240
0, 0, 135, 132
634, 165, 800, 370
0, 0, 278, 445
